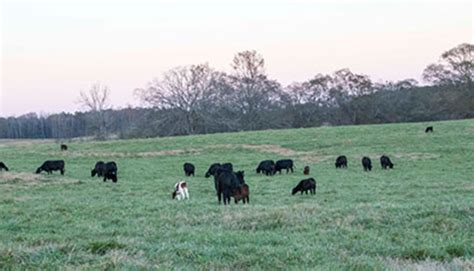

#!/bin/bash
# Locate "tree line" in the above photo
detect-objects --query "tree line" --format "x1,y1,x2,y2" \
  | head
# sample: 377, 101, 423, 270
0, 43, 472, 139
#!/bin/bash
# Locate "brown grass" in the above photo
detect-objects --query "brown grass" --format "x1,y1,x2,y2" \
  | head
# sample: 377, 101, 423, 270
47, 149, 201, 158
0, 172, 81, 186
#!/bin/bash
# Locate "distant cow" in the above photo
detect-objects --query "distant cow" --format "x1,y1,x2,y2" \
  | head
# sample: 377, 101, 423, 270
425, 126, 433, 133
256, 160, 275, 176
205, 163, 222, 178
303, 166, 310, 175
292, 178, 316, 195
362, 157, 372, 171
233, 171, 249, 204
213, 168, 242, 205
183, 162, 195, 176
36, 160, 65, 175
380, 155, 394, 169
335, 155, 348, 168
0, 162, 9, 171
275, 159, 294, 174
91, 161, 106, 177
172, 181, 189, 200
103, 161, 118, 183
60, 144, 68, 151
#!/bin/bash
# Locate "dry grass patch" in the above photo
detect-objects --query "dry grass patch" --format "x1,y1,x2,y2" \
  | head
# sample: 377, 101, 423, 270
48, 149, 201, 158
393, 152, 440, 160
0, 172, 81, 186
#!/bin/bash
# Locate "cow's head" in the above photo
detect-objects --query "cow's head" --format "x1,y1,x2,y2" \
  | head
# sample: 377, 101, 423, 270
91, 169, 96, 177
111, 175, 118, 183
291, 186, 300, 195
35, 167, 42, 174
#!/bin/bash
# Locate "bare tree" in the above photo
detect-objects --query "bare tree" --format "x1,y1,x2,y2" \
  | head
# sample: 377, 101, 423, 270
230, 50, 283, 130
77, 82, 111, 139
135, 64, 224, 135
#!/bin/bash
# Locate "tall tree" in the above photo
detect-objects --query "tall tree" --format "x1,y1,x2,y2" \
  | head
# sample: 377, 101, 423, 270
78, 82, 111, 139
229, 50, 283, 130
423, 43, 474, 88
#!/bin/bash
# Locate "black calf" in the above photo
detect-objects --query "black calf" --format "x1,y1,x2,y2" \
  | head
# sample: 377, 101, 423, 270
292, 178, 316, 195
183, 162, 195, 176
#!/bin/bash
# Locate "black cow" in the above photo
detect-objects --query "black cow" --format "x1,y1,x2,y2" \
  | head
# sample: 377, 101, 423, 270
303, 166, 310, 175
0, 162, 9, 171
60, 144, 68, 151
256, 160, 275, 176
335, 155, 348, 168
380, 155, 394, 169
292, 178, 316, 195
274, 159, 294, 174
183, 162, 195, 176
205, 163, 222, 178
425, 126, 433, 133
362, 157, 372, 171
91, 161, 106, 177
213, 168, 242, 205
36, 160, 65, 175
103, 161, 118, 183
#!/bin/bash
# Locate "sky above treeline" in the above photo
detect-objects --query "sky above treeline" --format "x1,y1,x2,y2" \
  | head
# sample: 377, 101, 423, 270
1, 0, 472, 117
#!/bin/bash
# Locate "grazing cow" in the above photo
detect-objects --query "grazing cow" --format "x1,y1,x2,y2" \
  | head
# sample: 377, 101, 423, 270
36, 160, 65, 175
60, 144, 68, 151
172, 181, 189, 200
0, 162, 9, 171
205, 163, 222, 178
335, 155, 348, 168
183, 162, 195, 176
103, 161, 118, 183
214, 168, 242, 205
425, 126, 434, 133
303, 166, 310, 175
91, 161, 106, 177
292, 178, 316, 195
274, 159, 294, 174
380, 155, 394, 169
256, 160, 275, 176
362, 157, 372, 171
233, 171, 249, 204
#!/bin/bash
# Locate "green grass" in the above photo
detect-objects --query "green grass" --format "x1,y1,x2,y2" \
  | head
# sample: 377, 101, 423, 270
0, 119, 473, 270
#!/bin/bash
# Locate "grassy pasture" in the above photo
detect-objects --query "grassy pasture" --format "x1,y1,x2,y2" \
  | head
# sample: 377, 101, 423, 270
0, 119, 473, 270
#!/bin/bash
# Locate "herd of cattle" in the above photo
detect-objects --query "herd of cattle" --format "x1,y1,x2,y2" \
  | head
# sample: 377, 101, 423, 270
0, 126, 434, 205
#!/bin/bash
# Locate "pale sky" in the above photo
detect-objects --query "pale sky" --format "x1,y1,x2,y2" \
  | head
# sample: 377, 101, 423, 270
1, 0, 472, 117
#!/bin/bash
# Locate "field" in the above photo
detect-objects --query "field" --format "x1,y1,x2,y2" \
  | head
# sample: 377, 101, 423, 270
0, 119, 473, 270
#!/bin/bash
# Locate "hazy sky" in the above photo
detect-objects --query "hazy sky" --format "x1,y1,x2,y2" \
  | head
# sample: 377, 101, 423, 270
1, 0, 472, 117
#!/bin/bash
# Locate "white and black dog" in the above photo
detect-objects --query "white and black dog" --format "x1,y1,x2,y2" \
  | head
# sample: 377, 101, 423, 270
172, 181, 189, 200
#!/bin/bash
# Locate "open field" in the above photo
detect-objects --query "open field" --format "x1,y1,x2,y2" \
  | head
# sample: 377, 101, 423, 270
1, 119, 473, 270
